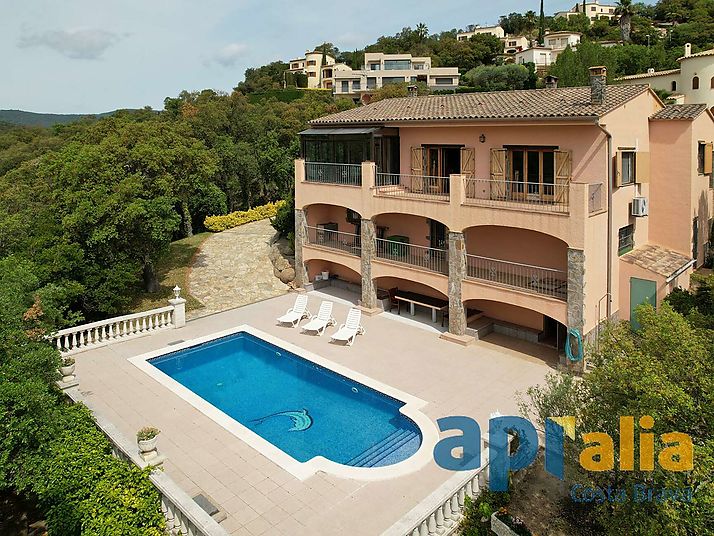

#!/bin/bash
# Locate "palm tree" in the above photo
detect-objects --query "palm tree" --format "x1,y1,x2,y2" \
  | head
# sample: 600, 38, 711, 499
615, 0, 636, 43
415, 23, 429, 42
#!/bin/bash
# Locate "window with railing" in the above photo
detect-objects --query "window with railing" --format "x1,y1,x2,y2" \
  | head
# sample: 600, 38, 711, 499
384, 59, 411, 70
466, 255, 567, 300
374, 238, 448, 274
306, 226, 361, 255
618, 225, 634, 256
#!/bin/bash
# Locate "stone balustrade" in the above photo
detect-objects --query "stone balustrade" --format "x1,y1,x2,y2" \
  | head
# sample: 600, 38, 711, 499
66, 388, 228, 536
51, 294, 186, 355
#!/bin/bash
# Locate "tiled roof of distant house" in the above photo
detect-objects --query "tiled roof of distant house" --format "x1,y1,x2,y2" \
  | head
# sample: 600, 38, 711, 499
617, 68, 681, 80
310, 85, 651, 125
650, 104, 709, 121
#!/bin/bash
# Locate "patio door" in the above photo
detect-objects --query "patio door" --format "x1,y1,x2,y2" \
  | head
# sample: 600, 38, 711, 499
509, 148, 557, 201
429, 220, 447, 250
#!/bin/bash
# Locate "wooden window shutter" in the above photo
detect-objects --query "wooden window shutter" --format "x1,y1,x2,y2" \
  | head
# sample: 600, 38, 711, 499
614, 152, 623, 188
705, 142, 713, 175
490, 148, 507, 198
410, 146, 424, 175
555, 150, 572, 203
411, 146, 424, 192
636, 151, 650, 183
460, 147, 475, 177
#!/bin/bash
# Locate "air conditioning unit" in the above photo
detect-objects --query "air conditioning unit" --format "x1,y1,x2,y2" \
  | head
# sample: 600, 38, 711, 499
632, 197, 649, 217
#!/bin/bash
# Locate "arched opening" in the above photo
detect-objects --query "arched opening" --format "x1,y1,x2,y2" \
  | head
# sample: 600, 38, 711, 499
692, 76, 700, 90
463, 299, 563, 360
710, 76, 714, 89
372, 213, 449, 274
374, 276, 449, 329
305, 259, 361, 292
462, 225, 568, 300
303, 204, 362, 254
671, 80, 677, 92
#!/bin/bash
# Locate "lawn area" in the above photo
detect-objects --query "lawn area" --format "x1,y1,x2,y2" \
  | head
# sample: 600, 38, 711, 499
130, 232, 211, 313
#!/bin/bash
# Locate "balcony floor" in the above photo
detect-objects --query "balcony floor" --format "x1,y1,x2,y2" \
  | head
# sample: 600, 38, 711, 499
72, 292, 554, 535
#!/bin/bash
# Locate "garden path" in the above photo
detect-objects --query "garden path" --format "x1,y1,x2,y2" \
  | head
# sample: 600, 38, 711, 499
186, 219, 287, 319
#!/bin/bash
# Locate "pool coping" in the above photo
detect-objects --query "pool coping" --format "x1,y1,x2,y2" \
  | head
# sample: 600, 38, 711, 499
128, 324, 440, 481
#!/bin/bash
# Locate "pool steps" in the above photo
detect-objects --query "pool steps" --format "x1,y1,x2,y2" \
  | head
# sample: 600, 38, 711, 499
346, 428, 419, 467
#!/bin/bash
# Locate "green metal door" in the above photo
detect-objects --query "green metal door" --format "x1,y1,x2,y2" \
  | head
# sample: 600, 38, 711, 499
630, 278, 657, 330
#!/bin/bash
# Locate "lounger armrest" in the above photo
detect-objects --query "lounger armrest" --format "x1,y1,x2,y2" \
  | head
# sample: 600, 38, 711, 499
337, 323, 346, 330
328, 317, 336, 326
358, 326, 365, 335
285, 307, 295, 315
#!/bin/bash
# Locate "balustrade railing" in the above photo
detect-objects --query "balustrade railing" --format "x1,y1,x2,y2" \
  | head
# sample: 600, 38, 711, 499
375, 173, 450, 201
305, 162, 362, 186
375, 238, 448, 274
466, 254, 567, 300
306, 226, 361, 256
463, 177, 569, 213
51, 306, 176, 355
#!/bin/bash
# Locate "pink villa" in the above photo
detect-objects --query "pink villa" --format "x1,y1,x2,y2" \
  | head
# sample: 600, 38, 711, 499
293, 67, 714, 362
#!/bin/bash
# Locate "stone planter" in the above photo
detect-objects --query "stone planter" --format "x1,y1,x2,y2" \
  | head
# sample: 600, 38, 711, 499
138, 436, 158, 461
59, 363, 76, 378
491, 512, 519, 536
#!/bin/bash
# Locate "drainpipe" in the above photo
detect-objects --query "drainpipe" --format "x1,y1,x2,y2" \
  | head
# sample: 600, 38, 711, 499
597, 123, 613, 318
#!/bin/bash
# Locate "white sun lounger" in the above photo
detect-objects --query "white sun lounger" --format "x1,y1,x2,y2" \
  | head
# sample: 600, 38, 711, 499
301, 301, 337, 336
277, 294, 310, 327
330, 308, 365, 346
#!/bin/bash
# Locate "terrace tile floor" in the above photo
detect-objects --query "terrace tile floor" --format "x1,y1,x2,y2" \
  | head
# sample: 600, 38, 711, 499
73, 289, 555, 535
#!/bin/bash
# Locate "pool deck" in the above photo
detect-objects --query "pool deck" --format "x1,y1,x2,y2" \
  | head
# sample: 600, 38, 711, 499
73, 289, 556, 535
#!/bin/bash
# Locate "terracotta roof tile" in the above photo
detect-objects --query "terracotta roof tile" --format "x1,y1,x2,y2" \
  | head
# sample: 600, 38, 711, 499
678, 48, 714, 61
621, 244, 692, 278
311, 85, 650, 125
617, 68, 680, 80
650, 104, 709, 120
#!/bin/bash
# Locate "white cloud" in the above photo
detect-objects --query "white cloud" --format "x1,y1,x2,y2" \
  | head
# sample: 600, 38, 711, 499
17, 28, 122, 60
213, 43, 249, 67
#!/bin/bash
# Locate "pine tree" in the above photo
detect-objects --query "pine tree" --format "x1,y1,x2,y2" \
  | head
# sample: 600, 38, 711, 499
538, 0, 545, 44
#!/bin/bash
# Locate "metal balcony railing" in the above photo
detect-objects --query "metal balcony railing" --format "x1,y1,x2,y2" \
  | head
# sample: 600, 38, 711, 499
305, 162, 362, 186
375, 173, 450, 201
375, 238, 448, 274
466, 254, 567, 300
305, 226, 361, 256
463, 177, 569, 213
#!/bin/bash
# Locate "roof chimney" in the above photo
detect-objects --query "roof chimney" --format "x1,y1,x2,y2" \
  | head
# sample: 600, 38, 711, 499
545, 75, 559, 89
407, 84, 418, 98
589, 66, 607, 105
684, 43, 692, 57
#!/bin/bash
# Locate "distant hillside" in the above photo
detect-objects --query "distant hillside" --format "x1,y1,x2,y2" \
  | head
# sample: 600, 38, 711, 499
0, 109, 117, 128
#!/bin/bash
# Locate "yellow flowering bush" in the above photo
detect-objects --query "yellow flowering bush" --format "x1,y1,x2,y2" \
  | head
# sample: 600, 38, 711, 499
204, 201, 286, 232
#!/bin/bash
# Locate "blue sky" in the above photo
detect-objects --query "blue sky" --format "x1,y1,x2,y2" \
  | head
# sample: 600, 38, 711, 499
4, 0, 600, 113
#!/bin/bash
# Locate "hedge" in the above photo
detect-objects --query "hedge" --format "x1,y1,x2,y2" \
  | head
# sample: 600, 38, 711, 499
204, 201, 286, 232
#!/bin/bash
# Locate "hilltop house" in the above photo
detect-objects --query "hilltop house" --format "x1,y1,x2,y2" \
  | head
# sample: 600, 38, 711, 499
288, 50, 337, 89
331, 53, 460, 103
618, 44, 714, 110
555, 2, 618, 22
293, 67, 714, 362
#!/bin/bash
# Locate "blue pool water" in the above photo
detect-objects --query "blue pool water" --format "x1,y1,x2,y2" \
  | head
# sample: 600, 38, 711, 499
150, 332, 421, 467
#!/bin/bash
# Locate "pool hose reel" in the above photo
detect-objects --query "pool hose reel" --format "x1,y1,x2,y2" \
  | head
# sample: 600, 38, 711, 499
565, 327, 584, 362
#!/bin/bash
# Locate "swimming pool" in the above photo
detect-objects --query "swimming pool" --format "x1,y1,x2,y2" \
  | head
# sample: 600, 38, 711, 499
130, 326, 437, 480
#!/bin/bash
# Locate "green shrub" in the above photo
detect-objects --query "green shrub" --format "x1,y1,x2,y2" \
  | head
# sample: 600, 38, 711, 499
270, 194, 294, 239
458, 489, 510, 536
204, 201, 285, 232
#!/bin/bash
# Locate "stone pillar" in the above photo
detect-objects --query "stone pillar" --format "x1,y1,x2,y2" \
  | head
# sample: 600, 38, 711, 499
294, 208, 309, 288
360, 218, 379, 311
566, 248, 586, 367
440, 232, 474, 345
169, 287, 186, 329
